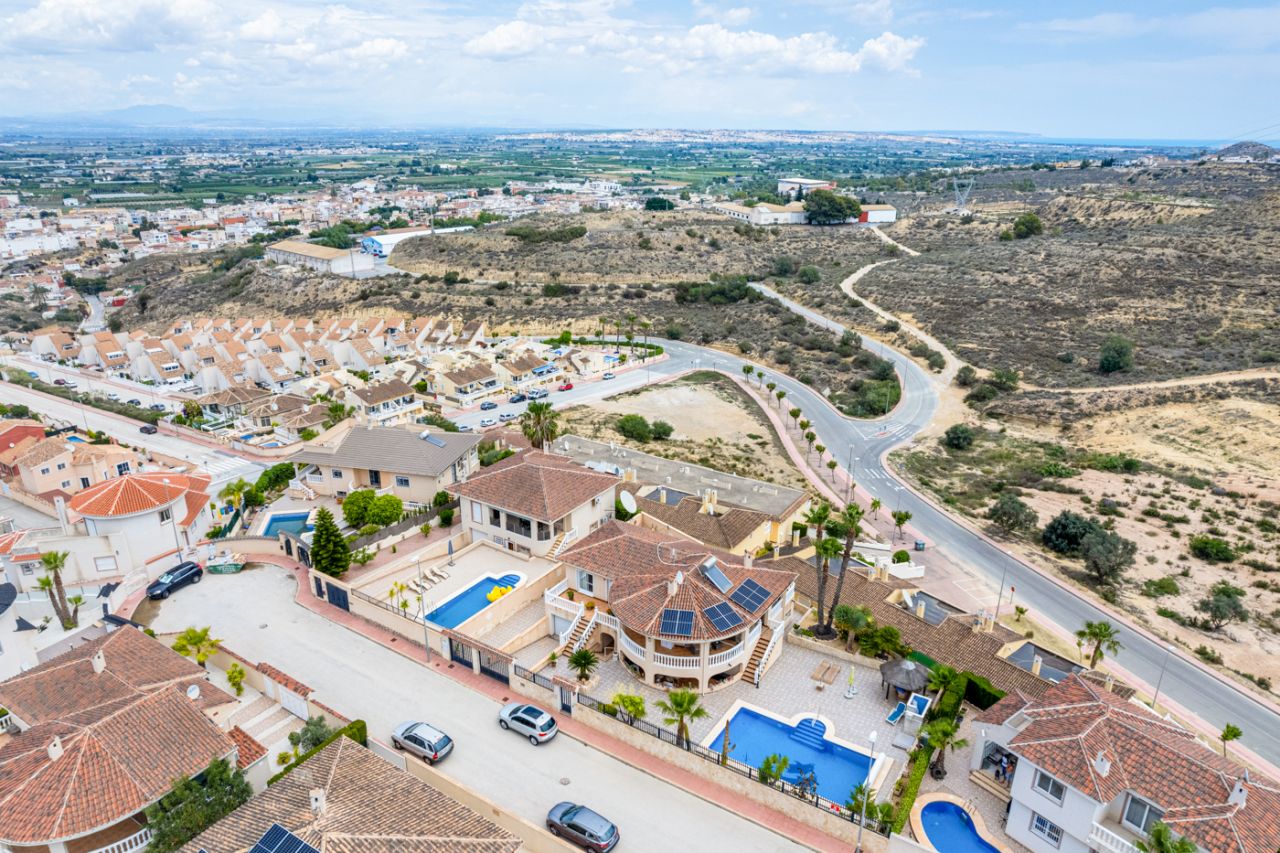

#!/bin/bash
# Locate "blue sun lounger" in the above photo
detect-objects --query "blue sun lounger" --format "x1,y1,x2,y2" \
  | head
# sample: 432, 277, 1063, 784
886, 701, 907, 725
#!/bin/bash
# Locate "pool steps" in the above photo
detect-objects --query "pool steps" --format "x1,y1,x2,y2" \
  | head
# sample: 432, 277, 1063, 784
789, 718, 829, 752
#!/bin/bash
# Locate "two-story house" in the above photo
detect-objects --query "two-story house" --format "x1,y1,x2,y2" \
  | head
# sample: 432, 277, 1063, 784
437, 362, 503, 406
344, 379, 423, 427
972, 674, 1280, 853
16, 436, 141, 499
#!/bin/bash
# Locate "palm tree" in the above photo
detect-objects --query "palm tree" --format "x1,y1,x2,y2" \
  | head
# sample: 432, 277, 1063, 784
656, 689, 707, 748
804, 431, 816, 457
218, 478, 251, 512
1136, 822, 1198, 853
741, 364, 753, 382
814, 537, 843, 638
1075, 620, 1122, 668
324, 401, 354, 428
891, 509, 912, 541
766, 381, 776, 397
927, 664, 961, 697
38, 551, 75, 629
824, 503, 865, 633
1219, 723, 1242, 758
788, 407, 801, 426
798, 418, 811, 433
832, 604, 872, 650
754, 368, 764, 387
171, 626, 222, 668
923, 719, 969, 778
776, 389, 786, 408
870, 498, 882, 519
520, 400, 559, 449
567, 648, 599, 682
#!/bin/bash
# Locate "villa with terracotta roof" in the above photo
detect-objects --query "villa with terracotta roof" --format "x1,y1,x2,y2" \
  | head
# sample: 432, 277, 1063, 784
972, 674, 1280, 853
14, 436, 141, 501
552, 521, 798, 692
0, 627, 247, 853
450, 451, 618, 558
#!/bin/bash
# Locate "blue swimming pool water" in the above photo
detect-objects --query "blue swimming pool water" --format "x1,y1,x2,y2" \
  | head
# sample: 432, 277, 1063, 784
708, 708, 871, 802
262, 511, 311, 538
426, 573, 522, 628
65, 435, 85, 442
919, 802, 1000, 853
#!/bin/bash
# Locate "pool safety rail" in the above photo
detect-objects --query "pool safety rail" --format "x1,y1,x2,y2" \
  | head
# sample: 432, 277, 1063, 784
574, 692, 891, 834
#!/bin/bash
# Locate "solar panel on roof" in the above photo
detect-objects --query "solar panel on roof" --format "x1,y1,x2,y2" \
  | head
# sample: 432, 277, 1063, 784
249, 824, 320, 853
730, 578, 770, 612
703, 601, 743, 632
698, 556, 733, 594
422, 433, 447, 447
659, 608, 694, 636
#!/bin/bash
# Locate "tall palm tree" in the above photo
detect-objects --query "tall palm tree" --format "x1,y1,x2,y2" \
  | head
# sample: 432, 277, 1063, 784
171, 626, 222, 668
218, 478, 251, 512
824, 503, 865, 633
776, 389, 786, 408
814, 537, 843, 638
1075, 620, 1122, 668
923, 719, 969, 778
639, 320, 652, 356
38, 551, 75, 629
927, 664, 961, 697
520, 400, 559, 449
870, 498, 882, 519
1136, 822, 1198, 853
832, 604, 873, 651
656, 689, 707, 748
325, 401, 354, 428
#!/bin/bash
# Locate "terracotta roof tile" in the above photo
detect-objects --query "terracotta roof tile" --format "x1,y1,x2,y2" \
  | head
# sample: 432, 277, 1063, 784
255, 663, 313, 697
450, 451, 617, 523
228, 726, 266, 769
69, 472, 204, 519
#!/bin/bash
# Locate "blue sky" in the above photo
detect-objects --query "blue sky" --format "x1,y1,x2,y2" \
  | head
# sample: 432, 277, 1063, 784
1, 0, 1278, 140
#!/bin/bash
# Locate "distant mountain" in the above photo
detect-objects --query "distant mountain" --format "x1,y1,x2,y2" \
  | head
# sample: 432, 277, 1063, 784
92, 104, 206, 125
1216, 141, 1278, 160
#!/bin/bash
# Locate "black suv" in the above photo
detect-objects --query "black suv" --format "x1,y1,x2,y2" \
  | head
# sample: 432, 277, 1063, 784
146, 561, 203, 599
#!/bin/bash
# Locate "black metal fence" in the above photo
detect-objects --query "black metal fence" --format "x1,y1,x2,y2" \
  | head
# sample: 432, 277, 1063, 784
513, 663, 555, 690
576, 693, 889, 834
347, 500, 458, 553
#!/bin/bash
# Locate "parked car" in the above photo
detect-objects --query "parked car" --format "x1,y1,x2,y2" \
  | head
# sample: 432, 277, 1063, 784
146, 561, 203, 599
557, 382, 574, 391
547, 803, 619, 851
53, 378, 67, 386
26, 371, 38, 379
479, 417, 497, 428
454, 422, 473, 432
391, 721, 453, 764
149, 403, 167, 412
127, 398, 142, 406
106, 392, 120, 401
498, 411, 518, 423
139, 424, 158, 435
508, 393, 528, 404
479, 400, 499, 411
528, 388, 549, 400
601, 372, 615, 380
498, 703, 558, 745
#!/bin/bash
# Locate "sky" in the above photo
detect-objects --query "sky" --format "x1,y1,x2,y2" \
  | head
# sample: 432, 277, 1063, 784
1, 0, 1279, 140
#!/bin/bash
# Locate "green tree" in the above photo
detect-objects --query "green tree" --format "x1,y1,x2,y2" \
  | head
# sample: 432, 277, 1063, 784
1099, 335, 1135, 374
37, 551, 77, 629
1219, 723, 1242, 758
824, 502, 865, 633
891, 509, 912, 541
1012, 212, 1044, 239
1075, 620, 1122, 668
616, 413, 652, 442
986, 493, 1039, 535
255, 462, 296, 494
832, 604, 873, 651
1080, 529, 1137, 586
171, 626, 221, 667
144, 757, 252, 853
758, 753, 791, 785
656, 689, 707, 748
788, 407, 801, 426
289, 715, 336, 752
1041, 510, 1102, 556
650, 420, 674, 440
644, 196, 675, 210
804, 189, 861, 225
310, 506, 351, 577
922, 719, 969, 778
366, 493, 404, 527
324, 401, 354, 428
797, 265, 822, 284
567, 648, 599, 682
218, 478, 251, 513
870, 497, 881, 519
1196, 581, 1248, 630
226, 662, 246, 696
1136, 822, 1198, 853
610, 692, 646, 720
520, 400, 559, 449
814, 536, 844, 637
927, 664, 962, 697
342, 489, 376, 528
943, 423, 975, 450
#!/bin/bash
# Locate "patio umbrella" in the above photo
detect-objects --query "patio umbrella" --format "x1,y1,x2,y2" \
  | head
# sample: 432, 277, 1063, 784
880, 658, 929, 695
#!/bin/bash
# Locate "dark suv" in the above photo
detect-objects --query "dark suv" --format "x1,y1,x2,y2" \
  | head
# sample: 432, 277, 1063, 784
146, 561, 203, 599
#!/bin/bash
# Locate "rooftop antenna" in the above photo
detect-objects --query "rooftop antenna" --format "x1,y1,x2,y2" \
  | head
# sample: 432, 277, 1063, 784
950, 177, 974, 214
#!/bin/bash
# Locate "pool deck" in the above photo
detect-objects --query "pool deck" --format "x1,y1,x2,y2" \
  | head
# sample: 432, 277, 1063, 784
910, 791, 1016, 853
357, 541, 550, 613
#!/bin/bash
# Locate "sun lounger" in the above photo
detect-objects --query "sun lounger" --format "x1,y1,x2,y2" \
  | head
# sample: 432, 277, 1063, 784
823, 665, 839, 685
812, 662, 833, 690
430, 567, 450, 582
886, 701, 907, 725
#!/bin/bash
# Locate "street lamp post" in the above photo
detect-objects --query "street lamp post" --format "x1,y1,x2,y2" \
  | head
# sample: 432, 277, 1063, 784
855, 730, 878, 852
845, 445, 855, 505
993, 562, 1010, 623
1152, 643, 1176, 710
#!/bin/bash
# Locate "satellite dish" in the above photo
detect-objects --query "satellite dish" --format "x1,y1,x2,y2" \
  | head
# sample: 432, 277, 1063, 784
619, 491, 637, 515
186, 684, 201, 700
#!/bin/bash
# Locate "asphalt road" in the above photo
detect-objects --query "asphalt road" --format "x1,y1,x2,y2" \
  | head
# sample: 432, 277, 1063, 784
1, 353, 192, 410
147, 566, 810, 853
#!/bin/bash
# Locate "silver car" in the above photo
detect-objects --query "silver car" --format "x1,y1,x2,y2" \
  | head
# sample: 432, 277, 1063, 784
498, 702, 558, 745
392, 721, 454, 764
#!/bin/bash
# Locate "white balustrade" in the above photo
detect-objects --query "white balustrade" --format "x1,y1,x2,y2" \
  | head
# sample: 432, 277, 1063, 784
1088, 823, 1140, 853
708, 642, 745, 667
747, 620, 763, 649
620, 632, 647, 661
571, 612, 598, 653
597, 611, 620, 632
89, 827, 153, 853
652, 651, 702, 669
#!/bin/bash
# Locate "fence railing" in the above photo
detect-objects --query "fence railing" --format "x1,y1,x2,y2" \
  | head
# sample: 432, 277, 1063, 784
754, 619, 786, 686
652, 651, 701, 669
513, 663, 555, 690
619, 632, 647, 661
351, 588, 424, 624
708, 641, 745, 668
571, 611, 598, 654
347, 501, 451, 552
87, 826, 152, 853
596, 611, 620, 632
575, 693, 888, 834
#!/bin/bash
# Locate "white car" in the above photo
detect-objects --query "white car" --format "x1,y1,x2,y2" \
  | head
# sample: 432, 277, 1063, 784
106, 392, 120, 401
479, 417, 497, 427
498, 411, 518, 423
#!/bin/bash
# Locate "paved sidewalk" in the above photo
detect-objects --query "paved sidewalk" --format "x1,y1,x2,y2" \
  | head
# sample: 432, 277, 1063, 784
242, 553, 856, 852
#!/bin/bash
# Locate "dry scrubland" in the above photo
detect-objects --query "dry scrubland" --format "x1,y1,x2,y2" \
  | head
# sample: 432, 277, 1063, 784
558, 371, 809, 490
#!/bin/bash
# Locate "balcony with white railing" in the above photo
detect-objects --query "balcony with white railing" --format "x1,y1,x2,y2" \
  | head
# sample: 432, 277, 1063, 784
87, 825, 153, 853
546, 594, 583, 625
596, 611, 620, 632
652, 650, 702, 669
1088, 822, 1141, 853
620, 631, 647, 661
708, 642, 745, 667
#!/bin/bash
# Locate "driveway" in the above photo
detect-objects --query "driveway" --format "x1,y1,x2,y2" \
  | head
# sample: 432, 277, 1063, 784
144, 564, 810, 853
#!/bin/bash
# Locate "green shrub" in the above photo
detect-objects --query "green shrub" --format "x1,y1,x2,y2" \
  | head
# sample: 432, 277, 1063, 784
1195, 645, 1223, 664
1141, 577, 1180, 597
892, 549, 911, 564
505, 224, 588, 244
268, 720, 367, 785
1189, 535, 1236, 563
943, 424, 975, 450
616, 414, 652, 442
650, 420, 674, 440
892, 745, 936, 833
433, 490, 451, 508
438, 507, 455, 527
961, 672, 1006, 709
1041, 510, 1103, 556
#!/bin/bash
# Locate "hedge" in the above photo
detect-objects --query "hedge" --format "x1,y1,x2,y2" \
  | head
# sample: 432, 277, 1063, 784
267, 719, 367, 785
907, 650, 938, 669
892, 745, 936, 833
962, 672, 1006, 710
541, 336, 664, 357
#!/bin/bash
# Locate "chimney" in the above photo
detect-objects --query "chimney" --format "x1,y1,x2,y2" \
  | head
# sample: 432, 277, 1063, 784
743, 552, 754, 569
1031, 655, 1043, 677
54, 496, 71, 536
658, 486, 667, 504
915, 599, 926, 620
1229, 772, 1249, 808
791, 528, 801, 547
91, 649, 106, 674
1094, 750, 1111, 778
700, 489, 714, 516
309, 787, 327, 816
47, 735, 64, 762
623, 468, 636, 483
1104, 674, 1115, 693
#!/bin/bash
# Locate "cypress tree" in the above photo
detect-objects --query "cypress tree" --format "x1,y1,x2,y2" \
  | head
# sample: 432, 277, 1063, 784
310, 506, 350, 577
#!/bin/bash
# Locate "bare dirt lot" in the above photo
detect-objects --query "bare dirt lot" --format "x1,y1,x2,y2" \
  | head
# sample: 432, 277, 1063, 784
558, 371, 809, 490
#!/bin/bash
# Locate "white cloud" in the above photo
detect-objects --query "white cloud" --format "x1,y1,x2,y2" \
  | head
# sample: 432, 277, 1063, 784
0, 0, 218, 52
239, 10, 288, 43
852, 0, 894, 26
1033, 7, 1280, 49
464, 20, 547, 58
653, 24, 923, 76
693, 1, 753, 26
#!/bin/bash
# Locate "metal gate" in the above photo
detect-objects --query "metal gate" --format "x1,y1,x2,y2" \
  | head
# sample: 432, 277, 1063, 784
559, 685, 574, 714
313, 576, 323, 597
479, 651, 509, 685
326, 584, 349, 611
449, 638, 473, 667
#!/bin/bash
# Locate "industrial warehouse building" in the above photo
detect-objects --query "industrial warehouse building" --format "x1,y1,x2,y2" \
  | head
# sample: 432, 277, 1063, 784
265, 239, 375, 276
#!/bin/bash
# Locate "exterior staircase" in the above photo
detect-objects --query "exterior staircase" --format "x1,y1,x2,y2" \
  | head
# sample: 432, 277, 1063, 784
549, 532, 568, 557
741, 626, 774, 685
561, 612, 595, 655
968, 769, 1012, 803
789, 718, 828, 750
229, 695, 273, 728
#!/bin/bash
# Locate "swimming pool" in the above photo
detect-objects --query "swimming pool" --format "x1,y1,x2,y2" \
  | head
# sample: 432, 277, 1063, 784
917, 800, 1001, 853
261, 511, 312, 538
65, 435, 85, 443
425, 572, 522, 628
707, 707, 872, 802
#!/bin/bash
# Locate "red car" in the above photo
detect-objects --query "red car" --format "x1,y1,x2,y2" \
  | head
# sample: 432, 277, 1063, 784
558, 382, 574, 391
